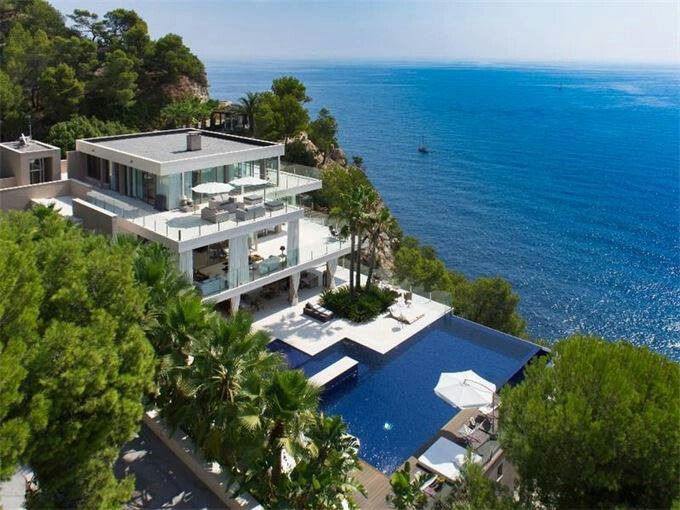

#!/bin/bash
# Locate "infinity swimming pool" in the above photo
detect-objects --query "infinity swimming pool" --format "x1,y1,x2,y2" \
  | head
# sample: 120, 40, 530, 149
270, 315, 543, 473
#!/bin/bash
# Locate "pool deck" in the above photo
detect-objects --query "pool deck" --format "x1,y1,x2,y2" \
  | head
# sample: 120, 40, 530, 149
353, 408, 484, 509
252, 267, 451, 356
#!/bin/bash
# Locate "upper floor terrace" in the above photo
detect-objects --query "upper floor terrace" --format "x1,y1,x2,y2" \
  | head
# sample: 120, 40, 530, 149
80, 185, 306, 252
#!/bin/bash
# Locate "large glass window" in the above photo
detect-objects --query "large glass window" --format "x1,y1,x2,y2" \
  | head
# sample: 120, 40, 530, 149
124, 167, 156, 206
157, 173, 183, 210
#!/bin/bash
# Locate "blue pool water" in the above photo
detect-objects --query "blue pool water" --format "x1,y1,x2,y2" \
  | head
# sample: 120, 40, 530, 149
208, 62, 680, 360
270, 315, 542, 473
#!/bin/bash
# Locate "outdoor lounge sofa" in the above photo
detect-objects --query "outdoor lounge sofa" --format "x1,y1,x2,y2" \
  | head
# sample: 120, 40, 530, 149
243, 194, 263, 205
264, 200, 284, 211
417, 437, 482, 482
201, 197, 238, 223
235, 204, 266, 221
303, 302, 334, 322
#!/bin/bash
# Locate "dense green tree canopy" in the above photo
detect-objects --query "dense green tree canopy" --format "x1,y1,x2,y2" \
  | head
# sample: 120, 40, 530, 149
52, 35, 98, 80
150, 33, 207, 87
256, 91, 310, 145
0, 1, 208, 139
309, 107, 338, 164
0, 219, 45, 479
47, 115, 130, 155
160, 97, 218, 129
500, 336, 680, 509
38, 63, 84, 121
87, 48, 138, 118
452, 277, 526, 337
3, 23, 52, 109
0, 209, 154, 508
0, 70, 25, 135
271, 75, 310, 102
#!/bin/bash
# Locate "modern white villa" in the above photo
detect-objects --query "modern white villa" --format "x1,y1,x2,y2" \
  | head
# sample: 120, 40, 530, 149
0, 131, 546, 510
2, 129, 349, 313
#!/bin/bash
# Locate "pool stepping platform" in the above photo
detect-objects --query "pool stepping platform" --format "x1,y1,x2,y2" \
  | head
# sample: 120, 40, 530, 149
308, 356, 359, 389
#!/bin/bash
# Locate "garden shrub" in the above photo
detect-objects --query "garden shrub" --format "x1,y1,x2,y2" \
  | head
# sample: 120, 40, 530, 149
321, 286, 398, 322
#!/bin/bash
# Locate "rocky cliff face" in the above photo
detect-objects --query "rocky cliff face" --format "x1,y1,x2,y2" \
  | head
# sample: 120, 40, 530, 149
290, 131, 347, 168
161, 75, 210, 102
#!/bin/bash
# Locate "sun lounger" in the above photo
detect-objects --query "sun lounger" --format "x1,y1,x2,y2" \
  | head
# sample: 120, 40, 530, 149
417, 437, 482, 482
388, 303, 425, 324
303, 302, 334, 322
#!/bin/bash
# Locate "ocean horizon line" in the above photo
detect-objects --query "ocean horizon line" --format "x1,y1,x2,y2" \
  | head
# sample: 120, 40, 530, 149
202, 57, 680, 73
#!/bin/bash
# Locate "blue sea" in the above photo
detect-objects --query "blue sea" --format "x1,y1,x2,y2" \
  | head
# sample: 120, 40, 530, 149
207, 61, 680, 361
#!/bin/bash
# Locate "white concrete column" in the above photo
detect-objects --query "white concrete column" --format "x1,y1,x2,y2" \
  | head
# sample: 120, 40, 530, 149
231, 294, 241, 315
228, 235, 249, 288
289, 272, 300, 305
326, 258, 338, 289
287, 219, 300, 266
178, 250, 193, 281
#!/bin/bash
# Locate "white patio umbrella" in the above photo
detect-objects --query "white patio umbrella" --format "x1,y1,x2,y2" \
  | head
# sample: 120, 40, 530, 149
191, 182, 234, 203
434, 370, 496, 409
230, 175, 269, 200
191, 181, 234, 195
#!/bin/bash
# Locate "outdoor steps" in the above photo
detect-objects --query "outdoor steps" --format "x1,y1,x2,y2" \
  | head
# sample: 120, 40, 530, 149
308, 356, 358, 389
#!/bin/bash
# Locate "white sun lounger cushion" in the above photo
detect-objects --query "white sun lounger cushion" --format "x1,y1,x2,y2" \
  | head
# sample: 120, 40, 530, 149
417, 437, 482, 482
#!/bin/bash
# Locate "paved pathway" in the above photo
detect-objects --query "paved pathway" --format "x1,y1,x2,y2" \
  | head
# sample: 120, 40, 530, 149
115, 424, 226, 509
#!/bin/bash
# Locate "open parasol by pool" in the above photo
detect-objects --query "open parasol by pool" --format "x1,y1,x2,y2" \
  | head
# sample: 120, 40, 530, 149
434, 370, 496, 409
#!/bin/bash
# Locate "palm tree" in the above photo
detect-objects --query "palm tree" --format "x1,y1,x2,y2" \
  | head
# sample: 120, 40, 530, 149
330, 185, 373, 294
261, 370, 319, 496
167, 312, 283, 481
386, 461, 427, 509
287, 414, 365, 509
353, 187, 381, 291
154, 289, 211, 358
131, 242, 192, 311
365, 206, 398, 289
238, 91, 261, 135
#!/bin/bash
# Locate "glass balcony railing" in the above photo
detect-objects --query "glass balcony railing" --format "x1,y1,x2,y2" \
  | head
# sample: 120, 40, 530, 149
194, 236, 348, 298
81, 191, 303, 243
128, 204, 301, 243
267, 167, 322, 200
280, 162, 323, 180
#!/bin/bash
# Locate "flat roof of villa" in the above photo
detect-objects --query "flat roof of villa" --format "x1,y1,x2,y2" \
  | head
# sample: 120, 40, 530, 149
81, 129, 281, 163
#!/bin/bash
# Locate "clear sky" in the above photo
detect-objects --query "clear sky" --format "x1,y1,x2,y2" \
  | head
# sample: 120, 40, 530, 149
50, 0, 679, 64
